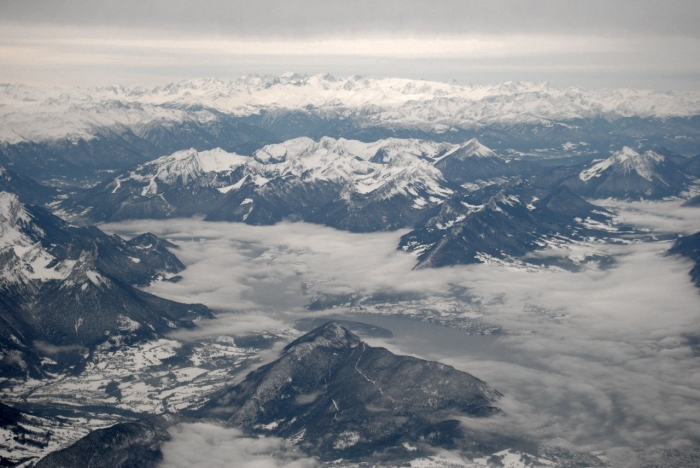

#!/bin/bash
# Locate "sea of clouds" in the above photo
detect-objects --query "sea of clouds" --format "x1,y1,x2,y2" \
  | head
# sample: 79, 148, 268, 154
102, 200, 700, 463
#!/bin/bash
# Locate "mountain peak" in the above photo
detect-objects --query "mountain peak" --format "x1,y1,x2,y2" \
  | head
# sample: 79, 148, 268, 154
456, 138, 499, 159
579, 146, 665, 182
283, 321, 361, 352
612, 146, 664, 164
615, 146, 641, 160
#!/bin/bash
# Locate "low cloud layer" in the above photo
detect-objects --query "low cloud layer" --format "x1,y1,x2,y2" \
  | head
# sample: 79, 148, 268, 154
161, 423, 317, 468
102, 201, 700, 459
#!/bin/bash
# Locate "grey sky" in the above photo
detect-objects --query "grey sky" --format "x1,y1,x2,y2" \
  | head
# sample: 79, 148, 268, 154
4, 0, 699, 38
1, 0, 700, 89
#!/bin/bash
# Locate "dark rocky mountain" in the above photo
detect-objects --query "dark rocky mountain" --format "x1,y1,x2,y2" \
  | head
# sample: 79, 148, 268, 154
400, 179, 615, 268
650, 147, 692, 168
3, 198, 185, 287
198, 322, 503, 461
433, 138, 511, 183
682, 195, 700, 207
0, 192, 211, 379
668, 231, 700, 288
434, 138, 541, 184
204, 174, 342, 226
34, 323, 507, 465
681, 154, 700, 177
545, 147, 693, 200
0, 164, 56, 206
34, 414, 181, 468
653, 147, 700, 177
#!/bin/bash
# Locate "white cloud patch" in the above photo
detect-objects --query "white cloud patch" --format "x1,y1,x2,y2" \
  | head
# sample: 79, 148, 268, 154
161, 423, 318, 468
596, 199, 700, 235
102, 219, 424, 311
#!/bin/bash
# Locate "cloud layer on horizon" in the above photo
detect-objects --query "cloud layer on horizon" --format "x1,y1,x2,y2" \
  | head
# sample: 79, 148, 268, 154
1, 1, 699, 89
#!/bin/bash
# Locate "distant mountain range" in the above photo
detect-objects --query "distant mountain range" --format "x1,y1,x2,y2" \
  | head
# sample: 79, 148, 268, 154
4, 76, 700, 145
3, 75, 700, 185
0, 192, 211, 379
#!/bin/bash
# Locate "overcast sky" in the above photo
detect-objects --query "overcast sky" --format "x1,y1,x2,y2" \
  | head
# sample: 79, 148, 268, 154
2, 0, 700, 89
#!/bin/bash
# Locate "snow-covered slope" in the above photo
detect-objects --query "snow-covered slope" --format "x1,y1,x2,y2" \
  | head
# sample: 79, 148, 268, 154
563, 147, 693, 199
0, 83, 222, 144
579, 147, 664, 182
3, 75, 700, 144
248, 137, 453, 197
0, 192, 210, 379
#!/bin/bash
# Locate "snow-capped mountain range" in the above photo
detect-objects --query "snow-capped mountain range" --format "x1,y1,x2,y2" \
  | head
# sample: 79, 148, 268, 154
3, 74, 700, 186
61, 136, 680, 269
3, 74, 700, 145
68, 135, 698, 233
579, 146, 666, 182
69, 136, 480, 230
